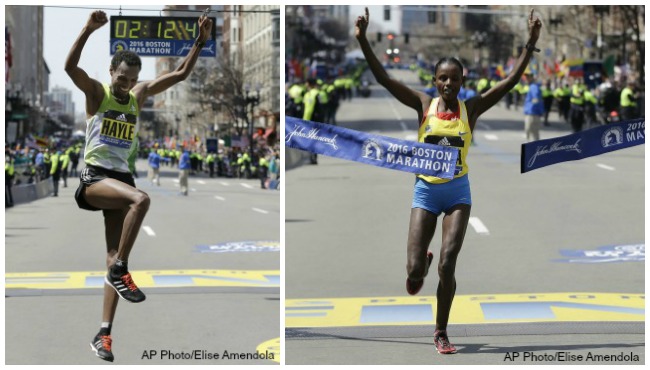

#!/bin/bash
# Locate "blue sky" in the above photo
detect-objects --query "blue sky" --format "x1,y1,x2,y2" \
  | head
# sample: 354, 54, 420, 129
43, 5, 160, 115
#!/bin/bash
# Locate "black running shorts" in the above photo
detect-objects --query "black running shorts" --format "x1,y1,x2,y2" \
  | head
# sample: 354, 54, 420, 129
75, 165, 136, 211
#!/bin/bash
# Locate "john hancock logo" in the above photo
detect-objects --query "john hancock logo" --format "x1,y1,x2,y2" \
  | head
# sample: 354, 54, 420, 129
527, 139, 582, 168
285, 125, 339, 150
362, 139, 383, 161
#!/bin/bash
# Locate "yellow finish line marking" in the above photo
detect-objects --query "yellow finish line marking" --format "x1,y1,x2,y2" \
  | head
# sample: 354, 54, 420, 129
256, 337, 280, 363
286, 293, 644, 328
6, 270, 280, 290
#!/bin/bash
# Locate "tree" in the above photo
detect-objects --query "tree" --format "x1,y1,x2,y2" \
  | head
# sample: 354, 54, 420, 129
186, 55, 252, 138
619, 5, 644, 84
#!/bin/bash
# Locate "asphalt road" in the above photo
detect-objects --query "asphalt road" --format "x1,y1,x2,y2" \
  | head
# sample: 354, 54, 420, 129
285, 69, 645, 365
5, 160, 280, 365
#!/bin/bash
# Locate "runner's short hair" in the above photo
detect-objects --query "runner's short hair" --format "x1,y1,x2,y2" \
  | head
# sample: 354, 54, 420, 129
111, 50, 142, 70
434, 57, 464, 75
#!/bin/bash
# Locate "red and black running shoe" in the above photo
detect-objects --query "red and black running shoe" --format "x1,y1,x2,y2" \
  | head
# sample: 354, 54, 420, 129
434, 330, 457, 354
406, 251, 434, 295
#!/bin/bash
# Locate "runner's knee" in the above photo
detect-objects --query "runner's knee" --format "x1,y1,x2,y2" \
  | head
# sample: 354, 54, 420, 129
407, 257, 426, 280
132, 191, 150, 212
437, 248, 460, 280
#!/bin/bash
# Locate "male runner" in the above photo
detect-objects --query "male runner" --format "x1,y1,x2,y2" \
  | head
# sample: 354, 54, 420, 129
65, 10, 212, 362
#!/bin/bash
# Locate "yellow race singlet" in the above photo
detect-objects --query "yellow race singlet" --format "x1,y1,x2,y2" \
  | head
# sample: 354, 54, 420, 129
417, 98, 472, 184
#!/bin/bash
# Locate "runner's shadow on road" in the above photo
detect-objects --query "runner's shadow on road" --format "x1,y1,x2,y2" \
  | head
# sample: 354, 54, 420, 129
285, 333, 436, 347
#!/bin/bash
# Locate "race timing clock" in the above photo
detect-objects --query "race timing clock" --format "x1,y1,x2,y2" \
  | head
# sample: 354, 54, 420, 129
109, 16, 217, 57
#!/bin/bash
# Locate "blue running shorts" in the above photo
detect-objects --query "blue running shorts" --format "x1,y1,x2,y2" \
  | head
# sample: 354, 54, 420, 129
411, 175, 472, 215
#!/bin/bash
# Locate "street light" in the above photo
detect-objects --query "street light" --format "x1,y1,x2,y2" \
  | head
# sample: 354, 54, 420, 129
593, 6, 609, 59
549, 12, 563, 60
243, 83, 260, 158
471, 31, 487, 66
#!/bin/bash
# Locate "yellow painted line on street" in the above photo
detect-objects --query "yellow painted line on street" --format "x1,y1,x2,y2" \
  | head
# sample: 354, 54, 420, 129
256, 337, 280, 363
6, 270, 280, 289
286, 293, 644, 328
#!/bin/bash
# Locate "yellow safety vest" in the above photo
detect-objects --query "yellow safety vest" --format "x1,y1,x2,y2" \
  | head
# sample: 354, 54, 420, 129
620, 87, 637, 107
570, 84, 585, 105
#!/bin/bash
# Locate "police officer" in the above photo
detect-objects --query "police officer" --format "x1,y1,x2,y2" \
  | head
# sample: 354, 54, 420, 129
70, 144, 81, 176
287, 82, 306, 117
569, 79, 586, 132
238, 151, 252, 179
258, 153, 269, 189
554, 82, 571, 123
50, 150, 62, 197
206, 152, 215, 178
583, 88, 598, 128
43, 148, 51, 179
5, 148, 15, 207
620, 80, 638, 121
541, 80, 554, 126
60, 149, 70, 188
303, 78, 327, 164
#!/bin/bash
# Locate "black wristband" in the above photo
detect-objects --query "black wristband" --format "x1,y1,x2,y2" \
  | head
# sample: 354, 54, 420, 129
525, 43, 540, 53
194, 40, 205, 48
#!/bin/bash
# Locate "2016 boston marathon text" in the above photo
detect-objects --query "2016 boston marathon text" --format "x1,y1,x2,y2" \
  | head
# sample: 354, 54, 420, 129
504, 351, 640, 363
141, 349, 274, 361
385, 142, 455, 170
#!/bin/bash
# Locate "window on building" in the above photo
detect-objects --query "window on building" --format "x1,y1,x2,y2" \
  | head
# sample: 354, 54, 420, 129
428, 11, 437, 24
384, 6, 391, 21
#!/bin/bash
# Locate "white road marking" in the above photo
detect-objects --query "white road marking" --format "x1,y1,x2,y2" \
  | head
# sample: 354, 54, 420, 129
387, 94, 408, 131
404, 134, 418, 141
253, 208, 269, 214
597, 163, 615, 171
191, 188, 197, 192
389, 102, 403, 121
241, 183, 254, 189
142, 226, 156, 237
197, 180, 206, 185
469, 217, 490, 235
214, 196, 225, 201
173, 179, 179, 183
484, 134, 499, 141
220, 182, 229, 186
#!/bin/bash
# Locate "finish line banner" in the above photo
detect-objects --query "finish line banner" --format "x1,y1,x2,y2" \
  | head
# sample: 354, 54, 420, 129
285, 116, 459, 179
521, 118, 645, 173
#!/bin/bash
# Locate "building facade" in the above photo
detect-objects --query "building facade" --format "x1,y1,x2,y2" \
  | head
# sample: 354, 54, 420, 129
5, 5, 51, 142
242, 5, 281, 124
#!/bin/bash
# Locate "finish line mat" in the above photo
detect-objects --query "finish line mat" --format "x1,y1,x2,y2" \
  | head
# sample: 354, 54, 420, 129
5, 270, 280, 289
286, 293, 644, 328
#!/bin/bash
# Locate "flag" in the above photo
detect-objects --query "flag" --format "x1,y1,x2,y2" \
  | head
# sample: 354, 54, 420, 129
25, 135, 39, 150
562, 59, 584, 78
496, 64, 506, 78
5, 27, 12, 82
543, 61, 553, 76
34, 136, 49, 148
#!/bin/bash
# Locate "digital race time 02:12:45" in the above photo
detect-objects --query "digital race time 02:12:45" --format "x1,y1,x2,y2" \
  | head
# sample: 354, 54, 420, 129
110, 16, 216, 40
